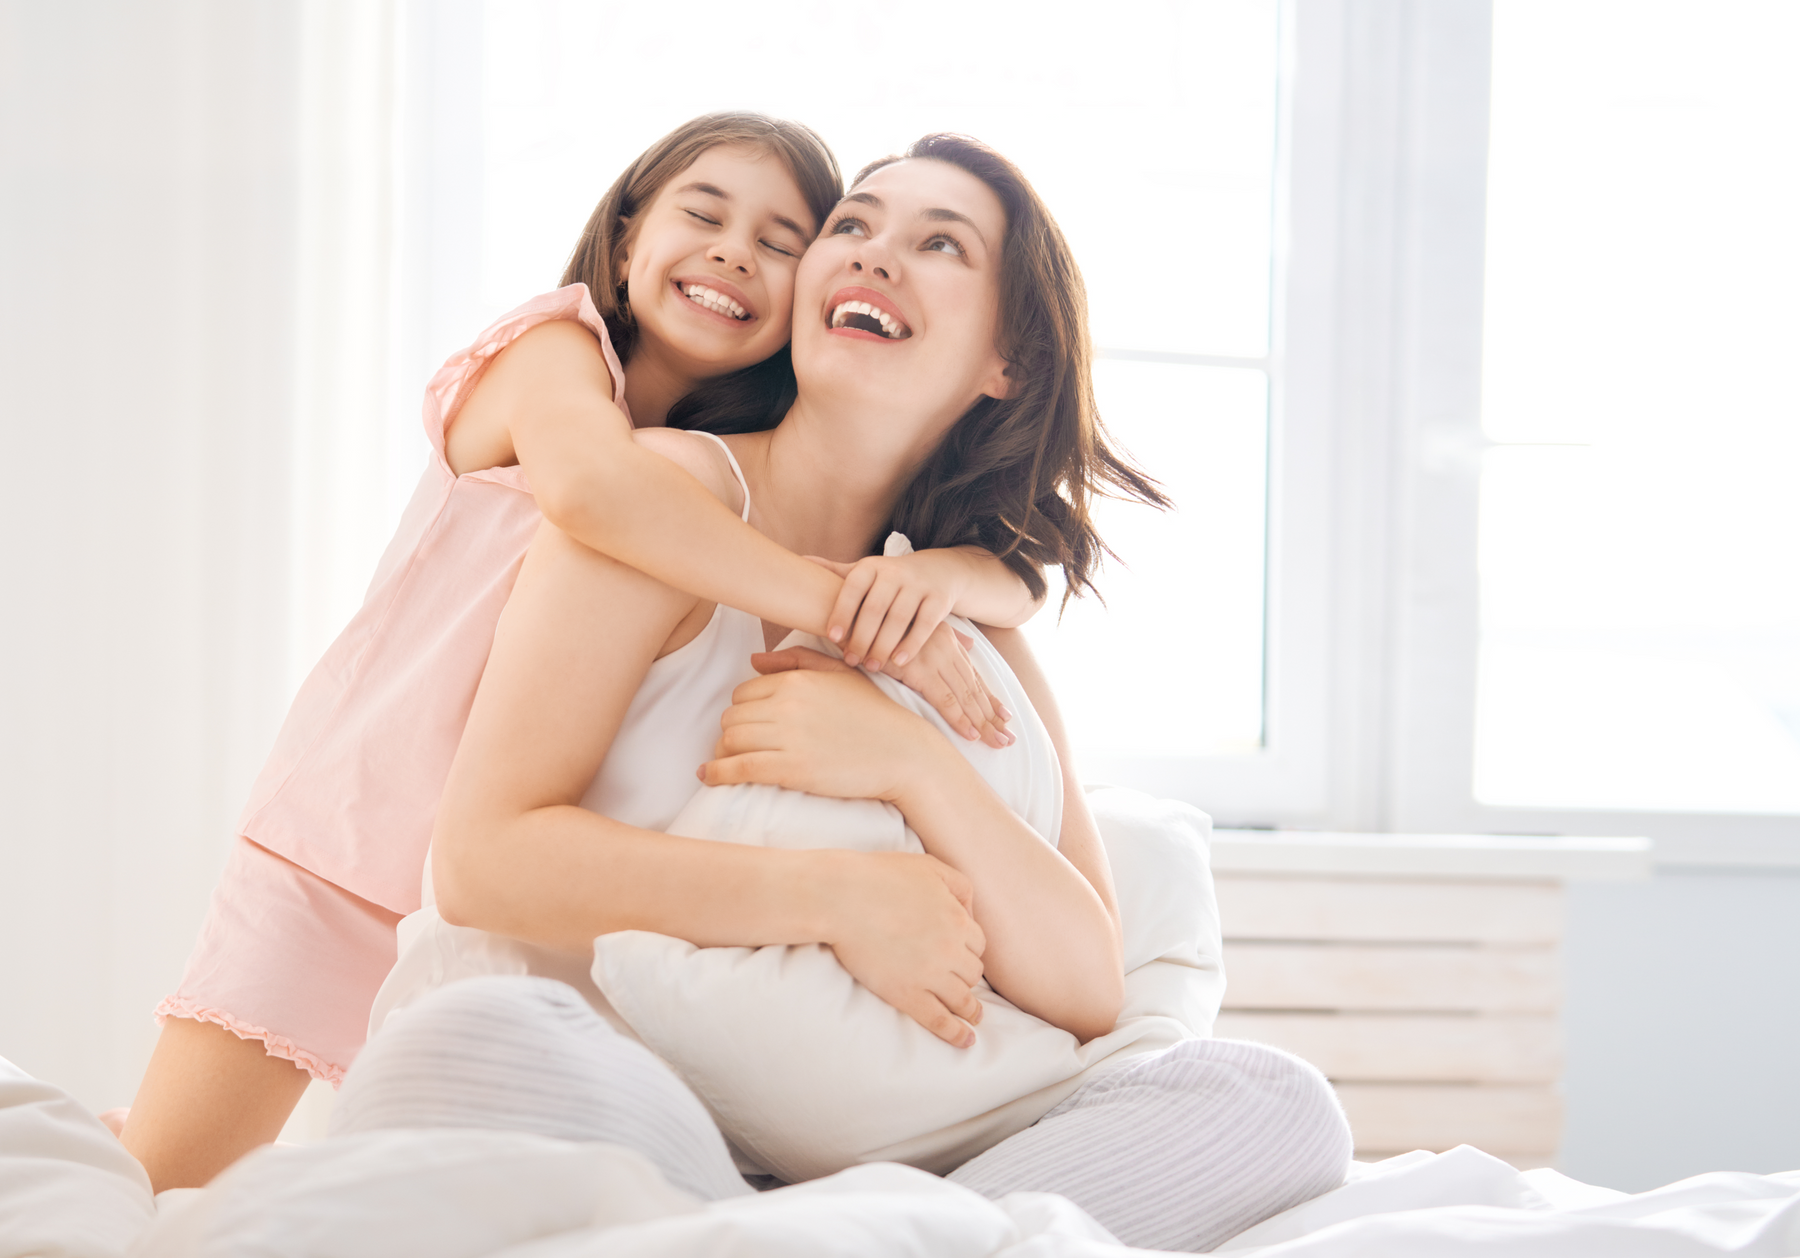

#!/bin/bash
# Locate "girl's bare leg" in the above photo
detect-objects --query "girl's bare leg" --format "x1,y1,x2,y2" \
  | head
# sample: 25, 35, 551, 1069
120, 1016, 311, 1192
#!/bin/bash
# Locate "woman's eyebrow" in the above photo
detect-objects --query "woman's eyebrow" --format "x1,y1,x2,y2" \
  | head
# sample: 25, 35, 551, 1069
922, 207, 988, 249
842, 191, 988, 249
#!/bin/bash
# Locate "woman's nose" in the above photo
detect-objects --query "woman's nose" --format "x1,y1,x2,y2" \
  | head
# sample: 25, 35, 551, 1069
849, 260, 891, 280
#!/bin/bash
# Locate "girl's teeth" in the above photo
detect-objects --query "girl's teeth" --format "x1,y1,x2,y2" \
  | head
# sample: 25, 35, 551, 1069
682, 284, 747, 320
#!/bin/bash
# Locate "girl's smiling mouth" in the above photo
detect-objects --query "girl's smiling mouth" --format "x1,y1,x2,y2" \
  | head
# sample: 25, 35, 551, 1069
675, 279, 754, 322
826, 286, 912, 340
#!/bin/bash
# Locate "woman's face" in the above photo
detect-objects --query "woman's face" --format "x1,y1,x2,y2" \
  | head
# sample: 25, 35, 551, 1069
790, 159, 1011, 435
621, 144, 816, 379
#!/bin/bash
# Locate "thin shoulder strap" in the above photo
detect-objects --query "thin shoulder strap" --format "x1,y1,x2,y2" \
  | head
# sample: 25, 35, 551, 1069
682, 430, 752, 522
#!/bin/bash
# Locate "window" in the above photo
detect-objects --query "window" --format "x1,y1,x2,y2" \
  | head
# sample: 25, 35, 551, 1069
470, 0, 1295, 805
1475, 0, 1800, 816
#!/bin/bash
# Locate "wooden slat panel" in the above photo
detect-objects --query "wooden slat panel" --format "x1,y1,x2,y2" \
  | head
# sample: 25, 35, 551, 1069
1213, 1012, 1562, 1082
1335, 1083, 1563, 1155
1215, 877, 1563, 945
1221, 943, 1560, 1013
1358, 1151, 1559, 1171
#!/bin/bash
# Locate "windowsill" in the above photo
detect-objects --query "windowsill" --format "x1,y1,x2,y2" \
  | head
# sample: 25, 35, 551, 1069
1210, 830, 1652, 881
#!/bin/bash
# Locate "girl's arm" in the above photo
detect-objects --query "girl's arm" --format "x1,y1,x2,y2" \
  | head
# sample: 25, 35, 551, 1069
446, 320, 1021, 743
431, 519, 989, 1049
699, 647, 1125, 1042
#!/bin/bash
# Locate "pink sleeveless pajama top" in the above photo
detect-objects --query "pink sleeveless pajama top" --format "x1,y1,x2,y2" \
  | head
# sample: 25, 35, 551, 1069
238, 284, 628, 918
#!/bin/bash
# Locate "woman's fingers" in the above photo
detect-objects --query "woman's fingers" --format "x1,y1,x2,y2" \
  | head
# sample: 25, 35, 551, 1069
696, 749, 790, 787
747, 646, 858, 679
904, 992, 977, 1049
933, 977, 985, 1028
953, 651, 1010, 749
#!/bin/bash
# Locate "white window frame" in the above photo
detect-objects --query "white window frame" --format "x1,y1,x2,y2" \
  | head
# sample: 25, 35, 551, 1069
1300, 0, 1800, 867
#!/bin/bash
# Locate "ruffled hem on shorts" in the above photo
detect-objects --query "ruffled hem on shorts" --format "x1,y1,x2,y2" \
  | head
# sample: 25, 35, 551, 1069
154, 996, 347, 1087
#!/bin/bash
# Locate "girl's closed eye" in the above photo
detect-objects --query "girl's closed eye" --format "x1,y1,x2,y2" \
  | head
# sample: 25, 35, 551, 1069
684, 208, 721, 226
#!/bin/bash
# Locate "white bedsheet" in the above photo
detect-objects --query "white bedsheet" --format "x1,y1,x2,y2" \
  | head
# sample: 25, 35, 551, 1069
5, 1057, 1797, 1258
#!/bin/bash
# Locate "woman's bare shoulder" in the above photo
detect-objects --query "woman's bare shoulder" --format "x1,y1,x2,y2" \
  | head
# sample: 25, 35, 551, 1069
631, 428, 746, 517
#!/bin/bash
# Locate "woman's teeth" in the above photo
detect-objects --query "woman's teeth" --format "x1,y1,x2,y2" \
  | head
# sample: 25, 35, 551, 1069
830, 301, 910, 340
681, 283, 749, 321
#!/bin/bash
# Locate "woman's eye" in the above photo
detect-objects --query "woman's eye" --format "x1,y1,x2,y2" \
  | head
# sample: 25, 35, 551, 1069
829, 217, 867, 237
923, 234, 964, 257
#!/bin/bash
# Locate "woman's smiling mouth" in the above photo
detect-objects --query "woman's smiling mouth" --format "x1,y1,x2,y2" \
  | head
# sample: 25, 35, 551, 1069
825, 287, 913, 340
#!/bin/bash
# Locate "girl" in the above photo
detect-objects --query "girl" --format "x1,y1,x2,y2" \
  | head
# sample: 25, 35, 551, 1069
335, 136, 1352, 1253
122, 113, 1040, 1191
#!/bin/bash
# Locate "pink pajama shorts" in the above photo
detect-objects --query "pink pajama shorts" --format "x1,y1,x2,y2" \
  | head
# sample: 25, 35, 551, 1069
157, 837, 402, 1085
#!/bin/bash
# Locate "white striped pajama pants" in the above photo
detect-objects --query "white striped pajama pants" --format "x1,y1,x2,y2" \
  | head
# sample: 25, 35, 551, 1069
332, 977, 1352, 1253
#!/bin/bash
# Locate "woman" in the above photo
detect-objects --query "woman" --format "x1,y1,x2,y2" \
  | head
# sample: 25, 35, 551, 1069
334, 136, 1352, 1253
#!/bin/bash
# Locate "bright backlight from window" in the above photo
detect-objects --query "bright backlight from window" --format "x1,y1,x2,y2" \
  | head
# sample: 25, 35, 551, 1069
1477, 0, 1800, 813
480, 0, 1282, 763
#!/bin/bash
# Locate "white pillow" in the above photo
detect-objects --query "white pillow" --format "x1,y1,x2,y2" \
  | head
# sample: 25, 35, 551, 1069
590, 618, 1222, 1182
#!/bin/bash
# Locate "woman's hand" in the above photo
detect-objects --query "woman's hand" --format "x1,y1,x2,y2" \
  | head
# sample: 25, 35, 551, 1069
808, 556, 1011, 748
817, 849, 987, 1048
699, 648, 954, 801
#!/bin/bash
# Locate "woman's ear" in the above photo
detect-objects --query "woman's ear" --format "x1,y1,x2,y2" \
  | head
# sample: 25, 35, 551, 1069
980, 359, 1019, 402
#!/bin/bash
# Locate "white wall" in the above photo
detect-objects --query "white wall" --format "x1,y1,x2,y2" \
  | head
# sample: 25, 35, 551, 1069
1562, 870, 1800, 1190
0, 1, 303, 1110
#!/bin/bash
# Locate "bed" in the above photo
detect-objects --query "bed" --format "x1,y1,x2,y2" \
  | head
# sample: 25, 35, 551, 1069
4, 1057, 1796, 1258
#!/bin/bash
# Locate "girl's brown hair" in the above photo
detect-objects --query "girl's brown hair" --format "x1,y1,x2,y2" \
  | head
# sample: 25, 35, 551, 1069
858, 134, 1169, 607
560, 110, 843, 365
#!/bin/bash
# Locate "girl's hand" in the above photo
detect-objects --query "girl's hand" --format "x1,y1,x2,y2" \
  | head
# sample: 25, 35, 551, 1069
700, 650, 941, 801
807, 556, 1013, 748
818, 849, 987, 1048
817, 551, 966, 672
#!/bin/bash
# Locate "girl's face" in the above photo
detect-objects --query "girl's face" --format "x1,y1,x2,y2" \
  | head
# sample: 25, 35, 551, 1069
790, 159, 1011, 438
620, 144, 816, 379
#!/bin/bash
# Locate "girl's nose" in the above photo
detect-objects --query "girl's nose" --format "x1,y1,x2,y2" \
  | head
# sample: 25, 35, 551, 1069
709, 237, 754, 275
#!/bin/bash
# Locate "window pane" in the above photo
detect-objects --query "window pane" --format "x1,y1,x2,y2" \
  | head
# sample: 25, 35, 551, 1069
481, 0, 1280, 357
1475, 1, 1800, 813
1025, 362, 1269, 760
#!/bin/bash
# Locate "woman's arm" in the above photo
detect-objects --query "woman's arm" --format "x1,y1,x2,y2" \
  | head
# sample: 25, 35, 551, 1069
700, 648, 1125, 1041
431, 519, 989, 1047
446, 320, 1015, 742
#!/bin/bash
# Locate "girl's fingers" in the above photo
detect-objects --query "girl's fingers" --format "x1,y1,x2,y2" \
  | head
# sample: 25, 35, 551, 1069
844, 576, 899, 668
863, 592, 924, 673
890, 594, 953, 668
827, 562, 877, 646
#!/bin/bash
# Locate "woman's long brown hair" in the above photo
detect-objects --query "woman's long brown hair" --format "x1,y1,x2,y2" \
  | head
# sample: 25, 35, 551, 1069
560, 113, 842, 428
860, 134, 1170, 608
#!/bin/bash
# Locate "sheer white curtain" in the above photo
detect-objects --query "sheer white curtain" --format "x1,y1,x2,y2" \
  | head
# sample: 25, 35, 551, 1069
0, 1, 420, 1112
